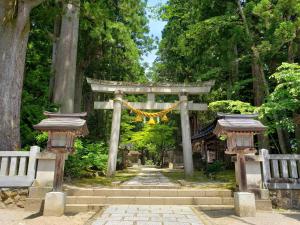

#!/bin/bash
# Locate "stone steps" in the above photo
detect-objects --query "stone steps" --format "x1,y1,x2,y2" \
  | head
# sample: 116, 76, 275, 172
66, 196, 234, 205
25, 187, 273, 213
65, 188, 233, 197
65, 200, 272, 214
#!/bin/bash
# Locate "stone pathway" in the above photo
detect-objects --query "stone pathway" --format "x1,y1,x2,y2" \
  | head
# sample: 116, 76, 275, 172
92, 205, 204, 225
121, 167, 178, 188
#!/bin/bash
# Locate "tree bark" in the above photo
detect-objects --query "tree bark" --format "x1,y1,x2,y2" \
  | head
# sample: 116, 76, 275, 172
74, 67, 83, 112
49, 14, 61, 101
53, 0, 80, 113
0, 0, 43, 151
228, 44, 239, 99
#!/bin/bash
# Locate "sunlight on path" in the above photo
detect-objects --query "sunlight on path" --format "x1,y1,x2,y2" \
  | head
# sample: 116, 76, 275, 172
121, 167, 179, 189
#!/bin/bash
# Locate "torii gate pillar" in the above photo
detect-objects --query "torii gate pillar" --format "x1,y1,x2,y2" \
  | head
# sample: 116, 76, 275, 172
107, 91, 123, 176
180, 94, 194, 177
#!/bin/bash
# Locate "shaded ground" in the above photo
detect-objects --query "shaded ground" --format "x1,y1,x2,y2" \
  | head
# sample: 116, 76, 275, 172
0, 208, 95, 225
197, 209, 300, 225
162, 169, 235, 189
65, 168, 139, 187
65, 166, 235, 189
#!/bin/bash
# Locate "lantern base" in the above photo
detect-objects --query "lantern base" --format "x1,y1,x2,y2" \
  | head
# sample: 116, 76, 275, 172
43, 192, 65, 216
234, 192, 256, 217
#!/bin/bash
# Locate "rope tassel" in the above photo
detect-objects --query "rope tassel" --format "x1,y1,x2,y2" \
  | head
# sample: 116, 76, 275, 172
148, 117, 156, 125
119, 99, 179, 124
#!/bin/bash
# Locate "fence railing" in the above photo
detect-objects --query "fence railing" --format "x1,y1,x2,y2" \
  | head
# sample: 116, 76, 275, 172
260, 149, 300, 189
0, 146, 40, 187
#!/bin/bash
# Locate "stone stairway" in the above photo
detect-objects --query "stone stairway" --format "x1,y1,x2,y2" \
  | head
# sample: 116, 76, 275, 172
25, 168, 272, 213
63, 188, 272, 213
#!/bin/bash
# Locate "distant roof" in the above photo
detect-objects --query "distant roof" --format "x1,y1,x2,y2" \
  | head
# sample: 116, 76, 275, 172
34, 112, 89, 136
128, 151, 141, 156
192, 113, 265, 141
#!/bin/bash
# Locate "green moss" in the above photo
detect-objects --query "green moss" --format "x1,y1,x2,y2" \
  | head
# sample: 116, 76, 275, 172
68, 169, 139, 187
162, 169, 236, 189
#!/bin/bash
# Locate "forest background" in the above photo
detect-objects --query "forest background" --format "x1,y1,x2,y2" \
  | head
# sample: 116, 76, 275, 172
0, 0, 300, 177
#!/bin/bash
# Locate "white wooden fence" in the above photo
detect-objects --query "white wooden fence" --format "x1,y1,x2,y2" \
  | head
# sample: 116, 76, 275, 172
261, 149, 300, 189
0, 146, 40, 187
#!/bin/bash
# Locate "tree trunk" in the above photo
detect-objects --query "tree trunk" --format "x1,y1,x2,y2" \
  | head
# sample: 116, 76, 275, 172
49, 14, 61, 101
74, 65, 84, 112
0, 0, 43, 151
228, 44, 239, 99
53, 0, 80, 113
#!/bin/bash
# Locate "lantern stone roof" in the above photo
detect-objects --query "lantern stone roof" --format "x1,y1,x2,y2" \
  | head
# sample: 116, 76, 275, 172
214, 113, 266, 136
34, 112, 89, 136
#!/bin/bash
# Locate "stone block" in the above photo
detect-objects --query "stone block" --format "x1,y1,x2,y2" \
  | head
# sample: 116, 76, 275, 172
149, 190, 177, 197
194, 197, 222, 205
43, 192, 65, 216
36, 155, 55, 187
29, 186, 52, 198
234, 192, 256, 217
260, 189, 269, 200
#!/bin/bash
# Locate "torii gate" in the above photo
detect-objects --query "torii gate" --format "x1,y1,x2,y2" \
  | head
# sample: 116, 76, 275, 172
87, 78, 214, 176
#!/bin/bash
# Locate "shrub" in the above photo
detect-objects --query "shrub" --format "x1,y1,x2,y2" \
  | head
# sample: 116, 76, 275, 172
205, 160, 225, 179
65, 139, 108, 178
145, 159, 154, 165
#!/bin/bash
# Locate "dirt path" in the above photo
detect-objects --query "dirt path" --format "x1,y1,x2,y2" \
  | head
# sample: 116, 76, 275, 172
0, 208, 95, 225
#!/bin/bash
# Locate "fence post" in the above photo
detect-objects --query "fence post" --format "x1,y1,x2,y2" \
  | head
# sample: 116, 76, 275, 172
28, 146, 40, 180
260, 149, 271, 188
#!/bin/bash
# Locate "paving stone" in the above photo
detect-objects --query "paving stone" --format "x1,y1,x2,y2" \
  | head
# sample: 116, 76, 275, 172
92, 220, 107, 225
164, 217, 177, 222
105, 222, 134, 225
93, 204, 203, 224
136, 222, 162, 225
150, 216, 163, 222
164, 222, 190, 225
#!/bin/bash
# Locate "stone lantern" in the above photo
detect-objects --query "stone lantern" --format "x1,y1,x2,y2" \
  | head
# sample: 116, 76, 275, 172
214, 113, 266, 217
34, 112, 88, 216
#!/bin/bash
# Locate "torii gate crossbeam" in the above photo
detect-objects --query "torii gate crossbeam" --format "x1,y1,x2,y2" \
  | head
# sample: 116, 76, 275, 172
87, 78, 214, 177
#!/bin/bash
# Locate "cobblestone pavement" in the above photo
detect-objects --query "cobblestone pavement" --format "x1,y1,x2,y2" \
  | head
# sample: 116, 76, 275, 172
121, 167, 177, 188
92, 205, 204, 225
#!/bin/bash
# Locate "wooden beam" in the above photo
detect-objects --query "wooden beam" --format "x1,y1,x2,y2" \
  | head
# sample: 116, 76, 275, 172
94, 100, 208, 111
87, 78, 214, 95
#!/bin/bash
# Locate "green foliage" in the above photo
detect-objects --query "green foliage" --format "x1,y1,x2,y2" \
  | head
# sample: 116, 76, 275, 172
131, 124, 176, 152
205, 161, 225, 179
145, 160, 154, 166
260, 63, 300, 151
209, 100, 256, 114
65, 140, 108, 178
35, 132, 48, 147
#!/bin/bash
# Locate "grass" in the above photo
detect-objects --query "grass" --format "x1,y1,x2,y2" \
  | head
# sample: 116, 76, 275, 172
67, 168, 139, 187
162, 169, 236, 189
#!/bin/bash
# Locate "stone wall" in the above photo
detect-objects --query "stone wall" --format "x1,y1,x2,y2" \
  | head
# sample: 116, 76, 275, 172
0, 188, 28, 208
270, 189, 300, 209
